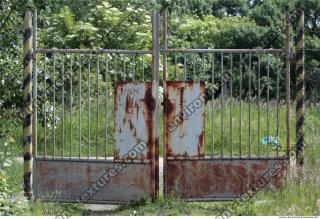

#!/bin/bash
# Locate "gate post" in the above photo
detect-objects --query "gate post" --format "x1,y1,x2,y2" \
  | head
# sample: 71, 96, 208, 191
151, 8, 160, 201
295, 8, 305, 170
32, 10, 38, 158
162, 8, 168, 197
23, 10, 33, 199
285, 6, 291, 159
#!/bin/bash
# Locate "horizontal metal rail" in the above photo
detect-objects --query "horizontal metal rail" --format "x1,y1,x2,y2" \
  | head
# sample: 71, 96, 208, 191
35, 157, 152, 164
166, 156, 288, 161
36, 48, 283, 54
36, 48, 152, 54
165, 48, 283, 53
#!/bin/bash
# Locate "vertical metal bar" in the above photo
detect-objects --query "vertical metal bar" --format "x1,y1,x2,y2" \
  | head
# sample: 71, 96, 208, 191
123, 54, 126, 81
229, 54, 233, 157
192, 53, 196, 81
105, 54, 109, 159
53, 53, 56, 157
220, 52, 224, 157
248, 52, 252, 157
285, 6, 291, 158
32, 10, 37, 158
43, 54, 47, 157
79, 54, 82, 158
142, 55, 145, 81
296, 8, 304, 167
162, 8, 168, 195
276, 52, 280, 157
114, 54, 118, 82
88, 53, 91, 158
23, 10, 33, 198
96, 54, 100, 159
239, 52, 243, 157
132, 54, 136, 81
267, 57, 270, 157
69, 54, 73, 158
201, 53, 205, 81
211, 53, 215, 157
151, 9, 160, 201
257, 54, 261, 157
61, 54, 65, 157
174, 52, 177, 79
155, 9, 160, 200
183, 53, 186, 81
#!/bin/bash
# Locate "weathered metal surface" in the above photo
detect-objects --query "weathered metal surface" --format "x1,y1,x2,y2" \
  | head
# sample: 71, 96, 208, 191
34, 159, 152, 203
165, 81, 205, 158
114, 82, 153, 160
151, 10, 160, 200
166, 158, 288, 200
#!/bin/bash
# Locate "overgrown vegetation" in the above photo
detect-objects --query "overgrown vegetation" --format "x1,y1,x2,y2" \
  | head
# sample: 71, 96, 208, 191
2, 0, 320, 116
0, 104, 319, 215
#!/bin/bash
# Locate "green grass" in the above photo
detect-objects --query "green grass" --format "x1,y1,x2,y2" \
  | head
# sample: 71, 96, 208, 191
203, 99, 294, 157
1, 101, 319, 216
33, 98, 295, 158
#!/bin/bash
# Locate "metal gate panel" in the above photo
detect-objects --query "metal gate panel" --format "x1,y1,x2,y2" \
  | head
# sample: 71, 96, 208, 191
28, 10, 160, 203
165, 81, 205, 158
114, 82, 153, 160
166, 158, 287, 200
34, 159, 152, 203
162, 49, 290, 200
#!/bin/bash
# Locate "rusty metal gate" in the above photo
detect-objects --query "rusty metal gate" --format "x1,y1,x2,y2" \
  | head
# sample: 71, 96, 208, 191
24, 8, 293, 203
161, 11, 291, 200
28, 11, 160, 203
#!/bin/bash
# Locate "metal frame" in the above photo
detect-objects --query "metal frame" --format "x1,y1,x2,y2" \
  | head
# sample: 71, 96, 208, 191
29, 9, 160, 203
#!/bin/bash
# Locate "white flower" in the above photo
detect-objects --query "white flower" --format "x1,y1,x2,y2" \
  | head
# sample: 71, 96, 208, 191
158, 86, 163, 102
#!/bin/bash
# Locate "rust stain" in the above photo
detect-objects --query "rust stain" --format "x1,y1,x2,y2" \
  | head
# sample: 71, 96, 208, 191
114, 148, 120, 160
179, 86, 185, 118
144, 86, 154, 112
165, 97, 175, 115
198, 132, 204, 156
165, 81, 205, 158
128, 119, 137, 138
85, 165, 91, 175
166, 159, 287, 199
125, 95, 134, 114
144, 85, 153, 161
35, 160, 153, 203
165, 143, 172, 155
114, 82, 118, 159
114, 82, 153, 160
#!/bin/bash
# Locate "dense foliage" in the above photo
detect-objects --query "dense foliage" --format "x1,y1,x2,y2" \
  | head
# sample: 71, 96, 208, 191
1, 0, 320, 116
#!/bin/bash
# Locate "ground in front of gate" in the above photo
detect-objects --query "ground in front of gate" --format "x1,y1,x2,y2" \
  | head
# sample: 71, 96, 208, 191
2, 104, 320, 216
